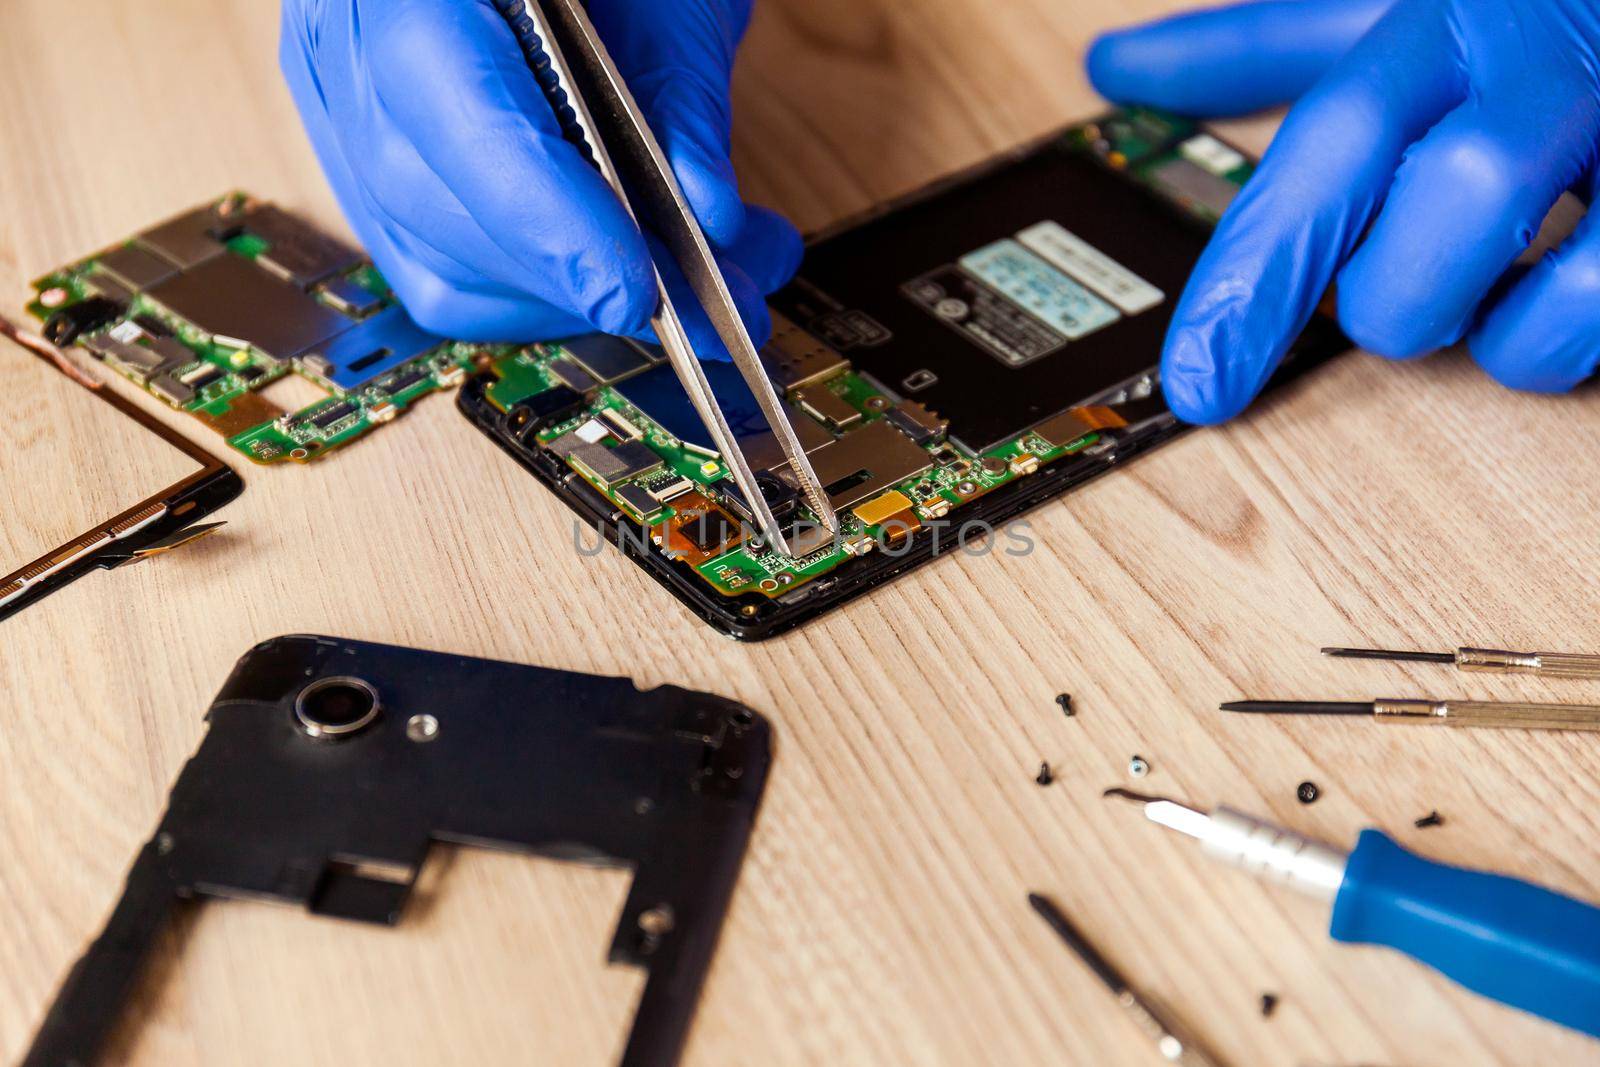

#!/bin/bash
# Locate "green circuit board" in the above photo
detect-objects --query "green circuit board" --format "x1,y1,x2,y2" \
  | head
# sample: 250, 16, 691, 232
28, 193, 507, 464
481, 343, 1109, 598
473, 107, 1257, 603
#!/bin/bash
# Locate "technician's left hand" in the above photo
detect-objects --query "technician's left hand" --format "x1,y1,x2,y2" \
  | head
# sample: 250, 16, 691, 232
279, 0, 801, 348
1089, 0, 1600, 424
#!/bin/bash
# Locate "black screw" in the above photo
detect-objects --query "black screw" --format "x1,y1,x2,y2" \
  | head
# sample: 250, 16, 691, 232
1260, 993, 1279, 1017
1296, 781, 1320, 804
1414, 810, 1443, 828
1055, 693, 1074, 717
1036, 762, 1054, 786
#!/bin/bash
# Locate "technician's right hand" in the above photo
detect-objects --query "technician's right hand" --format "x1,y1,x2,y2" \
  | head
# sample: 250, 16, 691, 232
1089, 0, 1600, 424
279, 0, 801, 346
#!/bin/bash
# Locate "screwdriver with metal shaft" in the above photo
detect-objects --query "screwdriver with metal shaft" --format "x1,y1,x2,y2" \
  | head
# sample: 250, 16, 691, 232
1219, 697, 1600, 731
1103, 788, 1600, 1036
1027, 893, 1227, 1067
1322, 644, 1600, 679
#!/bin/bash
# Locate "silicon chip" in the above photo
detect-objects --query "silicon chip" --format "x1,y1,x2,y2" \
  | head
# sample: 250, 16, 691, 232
245, 205, 363, 288
615, 483, 663, 522
550, 358, 600, 392
569, 440, 663, 485
381, 367, 432, 395
309, 401, 358, 429
138, 205, 237, 269
563, 334, 653, 383
97, 244, 177, 291
144, 253, 351, 363
149, 375, 195, 405
680, 507, 739, 554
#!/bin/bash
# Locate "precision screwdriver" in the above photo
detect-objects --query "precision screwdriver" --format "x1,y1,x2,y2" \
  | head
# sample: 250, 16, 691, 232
1219, 697, 1600, 731
1103, 788, 1600, 1036
1026, 893, 1226, 1067
1322, 644, 1600, 680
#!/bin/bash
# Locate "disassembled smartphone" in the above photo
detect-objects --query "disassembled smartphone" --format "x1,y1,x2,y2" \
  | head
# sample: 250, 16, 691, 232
27, 194, 514, 464
458, 108, 1351, 639
24, 635, 769, 1067
0, 322, 242, 621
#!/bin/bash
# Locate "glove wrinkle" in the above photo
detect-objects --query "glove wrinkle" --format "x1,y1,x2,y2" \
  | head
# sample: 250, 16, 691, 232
1094, 0, 1600, 418
280, 0, 798, 350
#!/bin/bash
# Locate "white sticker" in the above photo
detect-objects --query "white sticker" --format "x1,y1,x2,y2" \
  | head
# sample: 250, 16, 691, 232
574, 418, 610, 444
1016, 221, 1164, 316
1180, 133, 1245, 176
958, 239, 1120, 342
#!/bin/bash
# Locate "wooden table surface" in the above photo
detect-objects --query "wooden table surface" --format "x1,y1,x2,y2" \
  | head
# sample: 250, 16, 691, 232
4, 2, 1599, 1065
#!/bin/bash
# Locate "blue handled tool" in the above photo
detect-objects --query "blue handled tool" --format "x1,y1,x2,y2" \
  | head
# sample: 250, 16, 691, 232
1104, 788, 1600, 1036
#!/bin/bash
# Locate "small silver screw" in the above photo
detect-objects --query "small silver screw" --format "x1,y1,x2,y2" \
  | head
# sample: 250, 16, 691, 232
1128, 755, 1149, 778
406, 714, 440, 742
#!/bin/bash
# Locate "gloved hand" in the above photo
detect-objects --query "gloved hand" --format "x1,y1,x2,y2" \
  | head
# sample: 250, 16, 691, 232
279, 0, 802, 350
1088, 0, 1600, 424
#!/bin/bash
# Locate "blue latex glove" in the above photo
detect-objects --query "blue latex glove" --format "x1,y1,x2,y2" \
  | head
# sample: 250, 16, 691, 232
279, 0, 802, 349
1088, 0, 1600, 423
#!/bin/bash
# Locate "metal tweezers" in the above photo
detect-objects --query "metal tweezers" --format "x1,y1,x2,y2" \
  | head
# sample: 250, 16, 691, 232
509, 0, 838, 556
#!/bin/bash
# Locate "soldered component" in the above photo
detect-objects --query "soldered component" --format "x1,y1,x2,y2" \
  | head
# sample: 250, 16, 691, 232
149, 375, 195, 406
177, 362, 224, 390
1009, 454, 1040, 476
96, 244, 178, 291
573, 418, 611, 444
564, 334, 655, 383
760, 310, 847, 393
245, 203, 363, 289
648, 476, 694, 503
657, 492, 745, 564
600, 407, 644, 440
550, 358, 600, 393
569, 440, 664, 487
31, 194, 481, 465
615, 483, 663, 522
884, 400, 948, 445
793, 386, 861, 430
781, 419, 931, 511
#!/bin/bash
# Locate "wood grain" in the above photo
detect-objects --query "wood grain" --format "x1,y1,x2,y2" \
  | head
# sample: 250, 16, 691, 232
3, 1, 1598, 1064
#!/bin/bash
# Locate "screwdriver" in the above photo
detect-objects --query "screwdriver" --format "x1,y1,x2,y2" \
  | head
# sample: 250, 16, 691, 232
1026, 893, 1227, 1067
1322, 644, 1600, 680
1103, 788, 1600, 1036
1218, 698, 1600, 731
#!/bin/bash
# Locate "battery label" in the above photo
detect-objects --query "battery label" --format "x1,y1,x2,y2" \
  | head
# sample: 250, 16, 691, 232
958, 238, 1121, 341
1015, 221, 1164, 315
901, 265, 1067, 367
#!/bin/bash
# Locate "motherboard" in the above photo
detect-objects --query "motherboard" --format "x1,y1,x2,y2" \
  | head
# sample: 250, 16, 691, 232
28, 194, 509, 464
460, 108, 1340, 638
